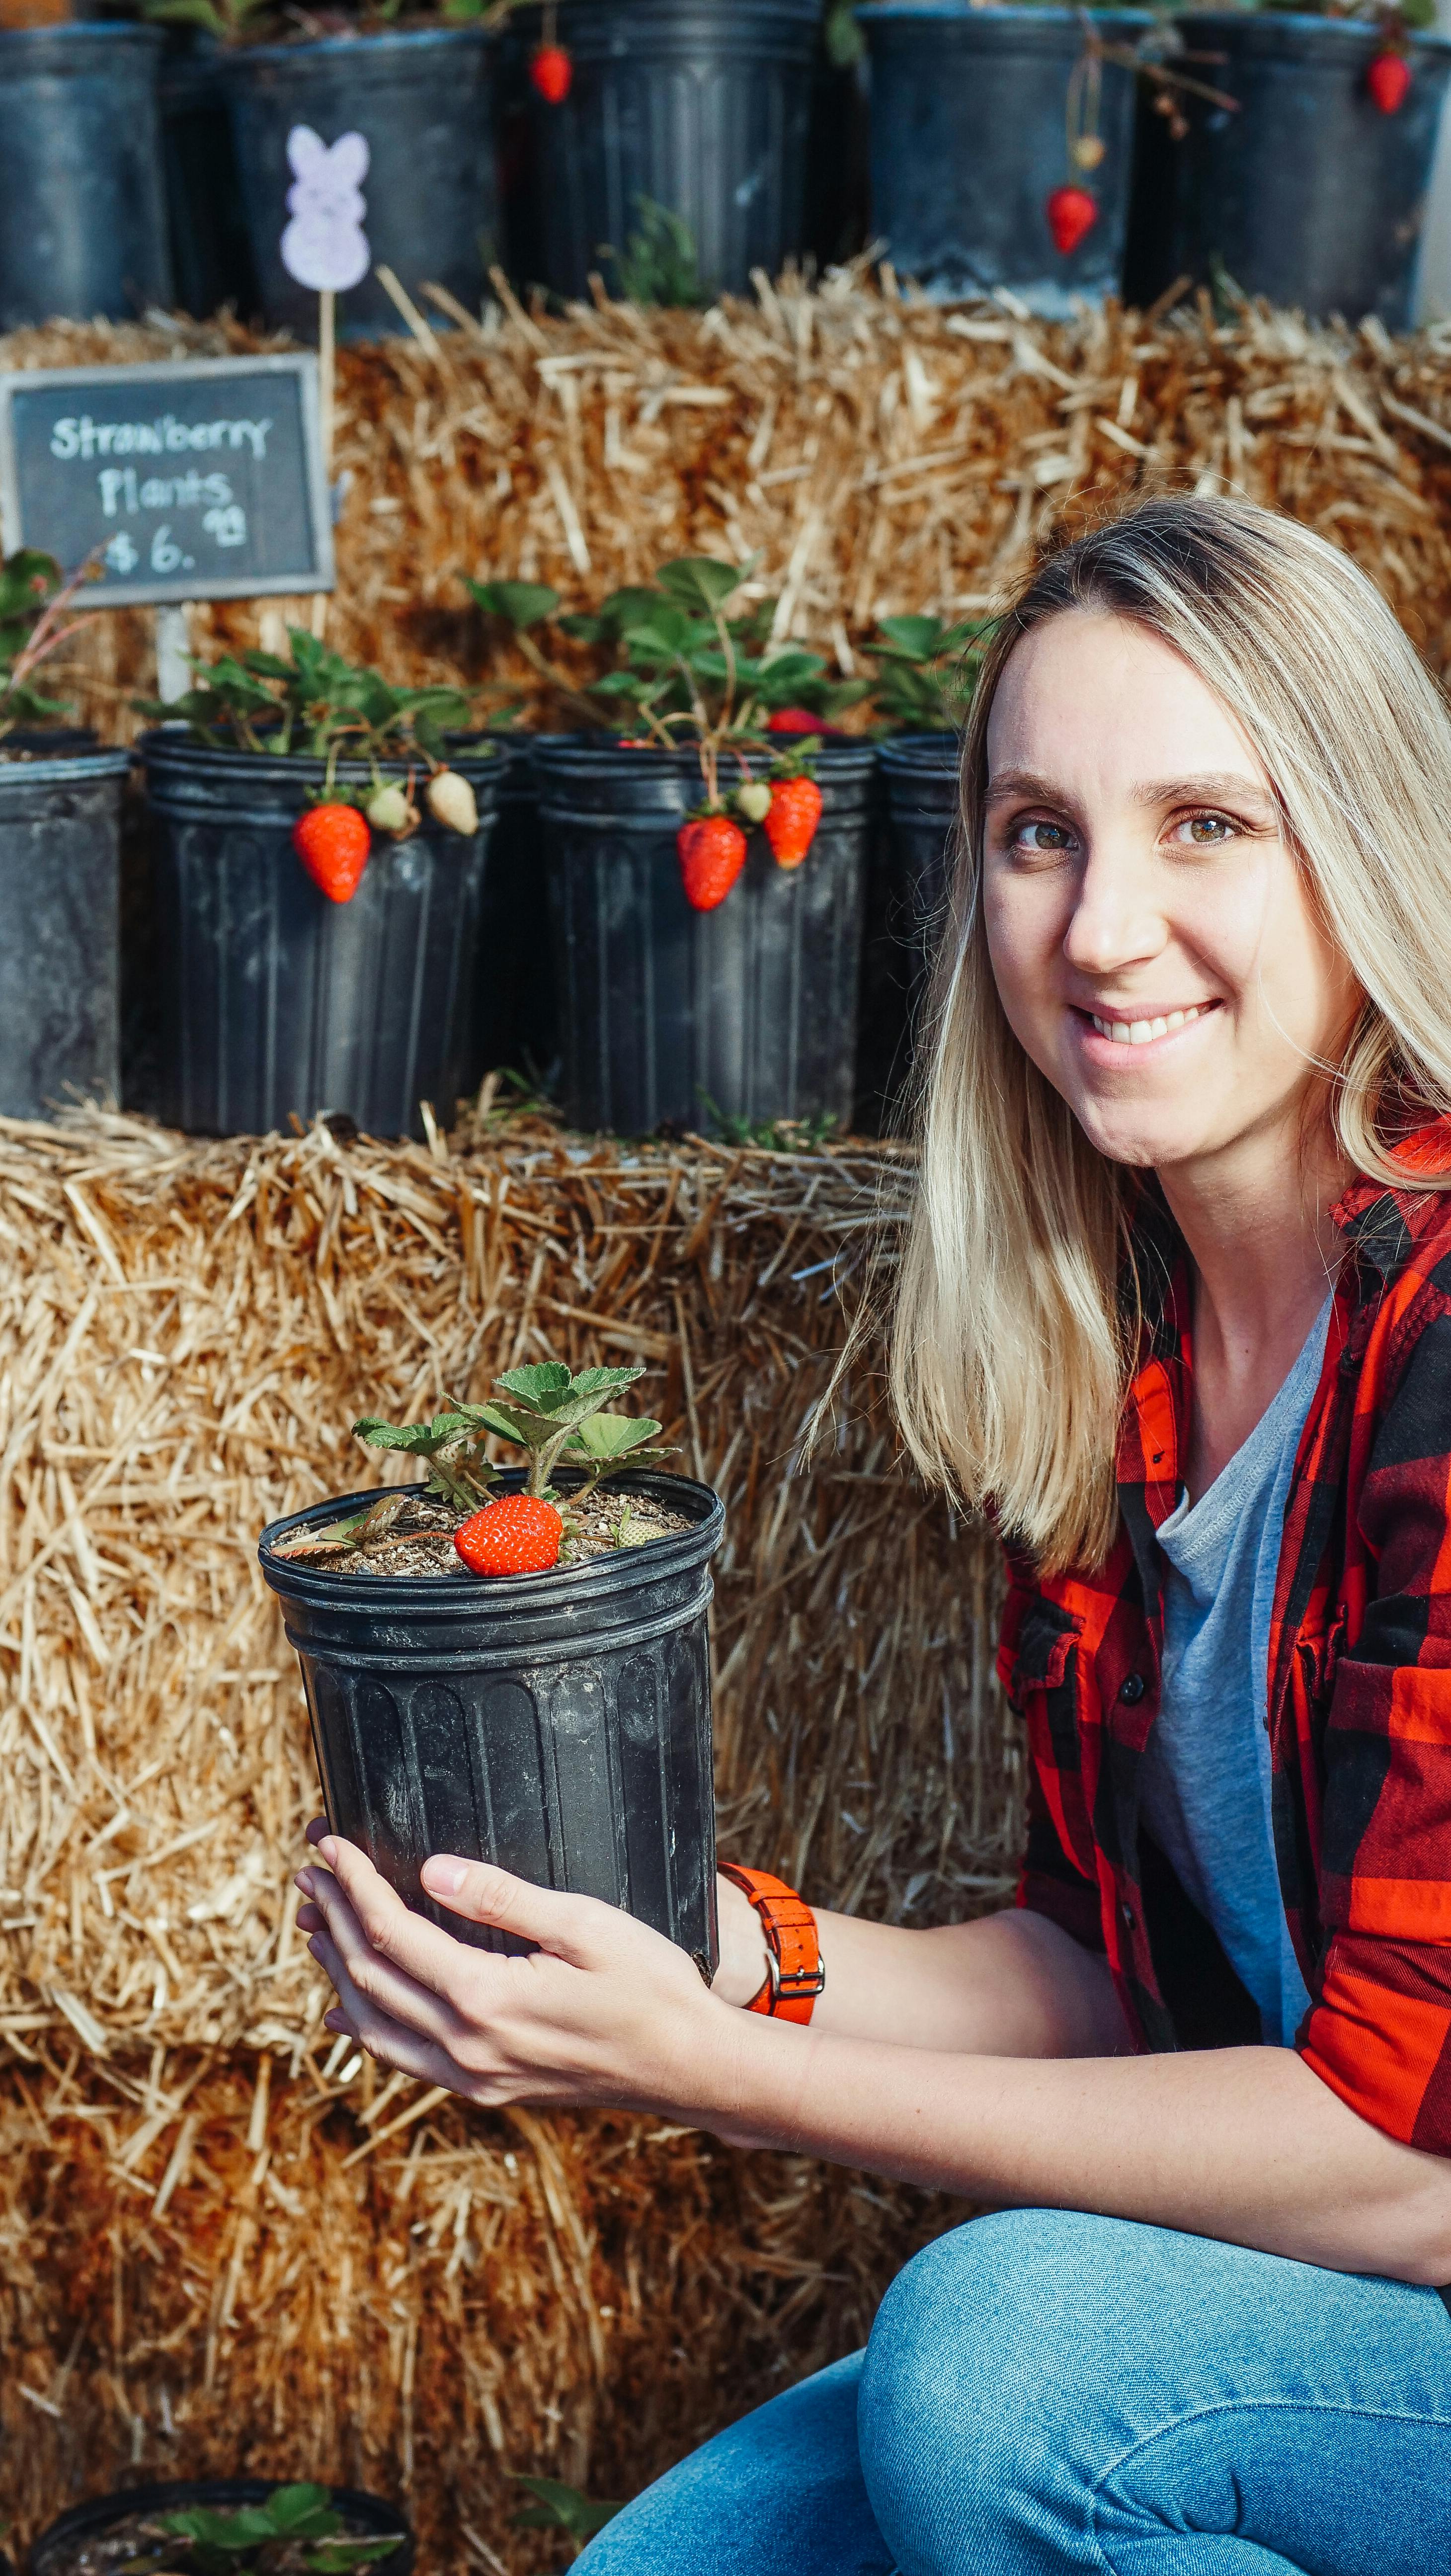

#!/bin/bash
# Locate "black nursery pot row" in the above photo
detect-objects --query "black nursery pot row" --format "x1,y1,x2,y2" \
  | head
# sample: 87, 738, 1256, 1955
0, 726, 958, 1143
5, 3, 1450, 340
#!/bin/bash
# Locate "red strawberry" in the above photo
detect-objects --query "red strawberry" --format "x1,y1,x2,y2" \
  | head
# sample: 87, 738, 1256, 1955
531, 42, 572, 103
677, 812, 747, 911
1046, 185, 1098, 256
293, 803, 371, 904
763, 774, 823, 870
1368, 49, 1411, 112
766, 707, 839, 735
455, 1493, 563, 1577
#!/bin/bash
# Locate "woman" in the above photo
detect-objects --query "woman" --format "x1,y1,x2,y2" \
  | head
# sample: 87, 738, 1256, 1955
297, 495, 1451, 2573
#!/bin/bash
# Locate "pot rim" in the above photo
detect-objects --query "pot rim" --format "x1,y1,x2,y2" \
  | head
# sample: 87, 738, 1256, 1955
0, 18, 166, 46
259, 1466, 725, 1609
136, 726, 503, 784
857, 4, 1153, 23
531, 732, 878, 774
0, 745, 131, 783
221, 22, 492, 63
1171, 7, 1451, 45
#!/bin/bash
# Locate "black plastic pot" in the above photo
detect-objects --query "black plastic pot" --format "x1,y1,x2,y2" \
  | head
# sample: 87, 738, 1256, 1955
220, 28, 499, 336
534, 736, 877, 1137
29, 2481, 412, 2576
160, 35, 258, 322
806, 44, 872, 270
0, 747, 130, 1125
858, 5, 1150, 311
856, 730, 959, 1136
260, 1468, 724, 1971
141, 733, 501, 1139
503, 0, 819, 301
0, 25, 172, 329
1125, 13, 1451, 327
469, 732, 558, 1086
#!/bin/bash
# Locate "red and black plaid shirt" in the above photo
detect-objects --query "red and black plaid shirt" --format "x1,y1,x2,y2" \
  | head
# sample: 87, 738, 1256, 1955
999, 1126, 1451, 2154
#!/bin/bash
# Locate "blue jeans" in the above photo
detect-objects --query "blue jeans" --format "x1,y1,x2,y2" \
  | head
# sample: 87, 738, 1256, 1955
579, 2209, 1451, 2573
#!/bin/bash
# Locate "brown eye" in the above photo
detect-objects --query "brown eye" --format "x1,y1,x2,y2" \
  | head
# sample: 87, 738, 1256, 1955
1181, 813, 1234, 846
1016, 820, 1073, 852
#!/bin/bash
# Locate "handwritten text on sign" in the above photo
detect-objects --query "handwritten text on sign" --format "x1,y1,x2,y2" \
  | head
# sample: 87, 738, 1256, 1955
0, 355, 333, 608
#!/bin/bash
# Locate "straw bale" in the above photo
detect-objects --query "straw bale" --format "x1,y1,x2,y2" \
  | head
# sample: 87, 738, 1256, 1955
0, 1102, 1013, 2062
13, 276, 1451, 729
0, 2044, 961, 2569
0, 1101, 984, 2565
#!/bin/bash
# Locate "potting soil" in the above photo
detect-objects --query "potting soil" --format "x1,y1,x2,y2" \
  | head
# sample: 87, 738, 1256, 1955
280, 1486, 695, 1577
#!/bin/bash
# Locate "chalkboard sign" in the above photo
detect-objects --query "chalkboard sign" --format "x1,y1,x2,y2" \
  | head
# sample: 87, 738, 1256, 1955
0, 355, 333, 608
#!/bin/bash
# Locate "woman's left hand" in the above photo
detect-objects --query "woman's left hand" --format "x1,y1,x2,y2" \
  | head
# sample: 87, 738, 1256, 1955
295, 1823, 727, 2116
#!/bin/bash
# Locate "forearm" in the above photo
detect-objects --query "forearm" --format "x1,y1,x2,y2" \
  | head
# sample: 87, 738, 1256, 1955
715, 1877, 1131, 2059
691, 2015, 1451, 2284
810, 1905, 1132, 2057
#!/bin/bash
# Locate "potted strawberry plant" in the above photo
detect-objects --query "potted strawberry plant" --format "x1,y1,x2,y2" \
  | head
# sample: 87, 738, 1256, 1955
260, 1363, 724, 1971
857, 615, 982, 1131
470, 560, 876, 1136
28, 2479, 411, 2576
494, 0, 819, 301
1125, 2, 1451, 327
0, 552, 133, 1125
0, 22, 171, 328
857, 3, 1151, 311
144, 0, 497, 336
139, 631, 501, 1138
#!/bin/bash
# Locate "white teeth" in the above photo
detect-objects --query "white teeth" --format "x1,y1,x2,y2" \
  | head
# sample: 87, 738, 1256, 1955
1089, 1003, 1207, 1046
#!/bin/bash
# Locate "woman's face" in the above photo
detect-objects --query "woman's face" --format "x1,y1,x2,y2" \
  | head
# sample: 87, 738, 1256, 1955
981, 609, 1360, 1178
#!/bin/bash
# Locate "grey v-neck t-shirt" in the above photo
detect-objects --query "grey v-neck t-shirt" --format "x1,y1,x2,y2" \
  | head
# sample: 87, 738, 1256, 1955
1137, 1299, 1330, 2047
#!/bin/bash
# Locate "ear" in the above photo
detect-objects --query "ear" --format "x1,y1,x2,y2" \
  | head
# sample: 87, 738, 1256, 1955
286, 122, 326, 179
329, 130, 370, 188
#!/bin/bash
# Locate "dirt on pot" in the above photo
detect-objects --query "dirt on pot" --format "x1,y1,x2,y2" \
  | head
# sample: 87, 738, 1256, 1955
273, 1484, 694, 1578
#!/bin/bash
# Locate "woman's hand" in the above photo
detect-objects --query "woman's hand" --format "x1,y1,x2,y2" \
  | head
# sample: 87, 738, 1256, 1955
295, 1823, 730, 2117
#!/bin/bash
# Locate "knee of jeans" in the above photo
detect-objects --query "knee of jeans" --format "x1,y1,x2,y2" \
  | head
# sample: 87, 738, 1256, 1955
858, 2211, 1103, 2538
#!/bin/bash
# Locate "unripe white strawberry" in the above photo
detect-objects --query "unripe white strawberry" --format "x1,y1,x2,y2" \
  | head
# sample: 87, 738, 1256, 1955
736, 780, 772, 824
366, 782, 418, 838
426, 768, 479, 835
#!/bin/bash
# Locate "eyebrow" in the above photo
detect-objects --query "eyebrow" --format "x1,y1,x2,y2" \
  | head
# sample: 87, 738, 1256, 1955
984, 767, 1279, 815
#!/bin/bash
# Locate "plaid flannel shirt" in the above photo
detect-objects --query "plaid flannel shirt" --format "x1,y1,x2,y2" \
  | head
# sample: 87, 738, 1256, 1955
998, 1126, 1451, 2154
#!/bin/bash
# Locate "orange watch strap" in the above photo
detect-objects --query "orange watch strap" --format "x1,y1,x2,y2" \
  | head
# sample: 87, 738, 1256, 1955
720, 1862, 824, 2025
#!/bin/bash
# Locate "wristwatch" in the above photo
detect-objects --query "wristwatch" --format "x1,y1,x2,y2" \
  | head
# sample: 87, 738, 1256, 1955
719, 1861, 825, 2025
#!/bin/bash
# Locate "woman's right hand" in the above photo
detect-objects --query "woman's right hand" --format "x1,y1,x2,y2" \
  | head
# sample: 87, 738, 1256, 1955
712, 1870, 771, 2006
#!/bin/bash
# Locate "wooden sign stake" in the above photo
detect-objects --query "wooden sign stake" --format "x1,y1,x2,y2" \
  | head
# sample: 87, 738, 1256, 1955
312, 287, 335, 640
155, 600, 191, 706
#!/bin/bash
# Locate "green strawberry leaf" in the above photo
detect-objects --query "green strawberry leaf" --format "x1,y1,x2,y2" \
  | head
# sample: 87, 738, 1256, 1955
568, 1413, 664, 1459
464, 577, 561, 631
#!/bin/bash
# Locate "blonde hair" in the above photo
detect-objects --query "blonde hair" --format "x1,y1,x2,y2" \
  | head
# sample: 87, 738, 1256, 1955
890, 494, 1451, 1574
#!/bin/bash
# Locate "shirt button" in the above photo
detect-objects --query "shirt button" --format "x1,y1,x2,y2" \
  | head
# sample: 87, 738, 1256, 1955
1118, 1674, 1146, 1704
1121, 1902, 1136, 1932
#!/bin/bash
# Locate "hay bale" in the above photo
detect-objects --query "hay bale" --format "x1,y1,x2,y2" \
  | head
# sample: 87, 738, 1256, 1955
0, 2047, 962, 2569
0, 1103, 1013, 2063
0, 1099, 988, 2565
13, 276, 1451, 733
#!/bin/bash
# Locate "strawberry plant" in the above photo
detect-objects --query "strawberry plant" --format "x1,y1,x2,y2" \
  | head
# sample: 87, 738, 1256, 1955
122, 2483, 400, 2575
272, 1363, 674, 1571
0, 549, 92, 740
468, 555, 861, 904
141, 627, 475, 770
866, 613, 991, 732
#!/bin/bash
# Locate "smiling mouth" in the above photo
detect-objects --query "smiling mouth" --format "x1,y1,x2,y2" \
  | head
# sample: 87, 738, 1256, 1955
1084, 1002, 1218, 1047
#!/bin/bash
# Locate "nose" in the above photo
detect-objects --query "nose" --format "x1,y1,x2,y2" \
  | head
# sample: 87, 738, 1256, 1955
1061, 839, 1169, 982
